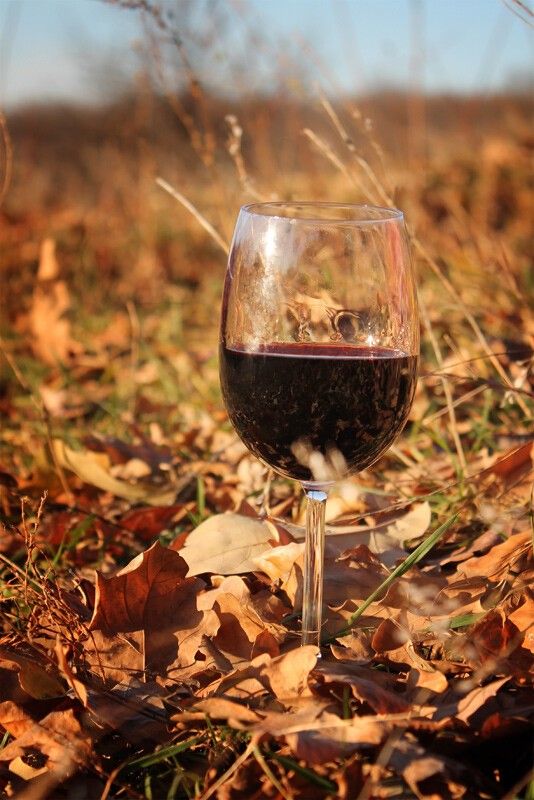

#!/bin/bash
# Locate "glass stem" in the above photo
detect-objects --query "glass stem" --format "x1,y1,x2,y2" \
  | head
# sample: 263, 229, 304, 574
301, 488, 328, 647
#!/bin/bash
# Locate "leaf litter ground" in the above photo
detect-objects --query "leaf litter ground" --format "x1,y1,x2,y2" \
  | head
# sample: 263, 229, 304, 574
1, 325, 532, 800
1, 224, 533, 799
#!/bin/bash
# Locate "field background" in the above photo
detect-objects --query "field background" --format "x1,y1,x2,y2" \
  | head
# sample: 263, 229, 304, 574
0, 1, 533, 799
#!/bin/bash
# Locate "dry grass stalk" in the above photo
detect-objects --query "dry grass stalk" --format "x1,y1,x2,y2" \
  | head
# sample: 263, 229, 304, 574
156, 177, 229, 256
306, 97, 530, 418
0, 109, 13, 207
225, 114, 264, 202
419, 297, 467, 471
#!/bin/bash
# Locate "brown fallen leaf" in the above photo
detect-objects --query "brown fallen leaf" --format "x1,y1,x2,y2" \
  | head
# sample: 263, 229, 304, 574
313, 660, 411, 714
87, 681, 169, 744
253, 539, 388, 613
175, 697, 262, 727
0, 700, 34, 737
449, 609, 529, 674
119, 504, 194, 540
285, 711, 389, 764
389, 738, 473, 800
262, 646, 318, 700
0, 649, 65, 700
90, 541, 197, 633
0, 708, 92, 780
508, 592, 534, 653
454, 676, 511, 723
84, 630, 144, 685
28, 237, 81, 364
198, 576, 286, 662
89, 542, 217, 674
330, 630, 373, 663
490, 441, 533, 483
430, 676, 511, 723
203, 646, 318, 702
458, 529, 532, 580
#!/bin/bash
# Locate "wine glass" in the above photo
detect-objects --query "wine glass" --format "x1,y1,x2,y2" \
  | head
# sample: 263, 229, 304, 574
219, 202, 419, 648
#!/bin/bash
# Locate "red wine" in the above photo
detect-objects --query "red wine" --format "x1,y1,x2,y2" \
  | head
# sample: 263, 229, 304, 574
219, 342, 418, 483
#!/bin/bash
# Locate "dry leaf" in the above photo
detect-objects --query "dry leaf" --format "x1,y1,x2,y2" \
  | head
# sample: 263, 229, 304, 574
89, 542, 215, 673
204, 647, 318, 701
0, 649, 65, 699
87, 681, 169, 743
458, 530, 532, 580
180, 513, 279, 576
84, 630, 144, 685
176, 697, 262, 726
90, 542, 194, 632
0, 708, 92, 779
285, 713, 388, 763
0, 701, 34, 737
29, 238, 80, 364
52, 439, 177, 505
384, 501, 432, 542
314, 660, 411, 713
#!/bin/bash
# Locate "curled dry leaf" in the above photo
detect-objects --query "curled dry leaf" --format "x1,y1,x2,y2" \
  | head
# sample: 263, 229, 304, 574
175, 697, 262, 727
203, 646, 318, 701
0, 708, 92, 780
52, 440, 177, 505
389, 739, 474, 800
508, 594, 534, 653
0, 649, 65, 700
0, 700, 34, 738
28, 237, 81, 365
448, 610, 532, 679
314, 660, 411, 714
285, 712, 389, 764
198, 576, 287, 662
383, 501, 432, 542
180, 512, 280, 576
458, 529, 532, 580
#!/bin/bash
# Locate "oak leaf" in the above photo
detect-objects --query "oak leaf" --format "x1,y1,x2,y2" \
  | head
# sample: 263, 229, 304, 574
89, 541, 196, 633
89, 542, 217, 674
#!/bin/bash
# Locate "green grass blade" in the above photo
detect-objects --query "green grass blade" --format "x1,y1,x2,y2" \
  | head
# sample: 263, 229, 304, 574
325, 512, 458, 643
127, 736, 202, 769
269, 753, 337, 792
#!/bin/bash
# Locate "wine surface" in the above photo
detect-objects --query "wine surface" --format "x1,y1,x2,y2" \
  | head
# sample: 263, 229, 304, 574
219, 342, 418, 483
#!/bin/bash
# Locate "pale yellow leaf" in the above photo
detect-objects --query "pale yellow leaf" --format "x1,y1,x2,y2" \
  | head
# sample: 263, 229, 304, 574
52, 440, 176, 506
180, 513, 279, 576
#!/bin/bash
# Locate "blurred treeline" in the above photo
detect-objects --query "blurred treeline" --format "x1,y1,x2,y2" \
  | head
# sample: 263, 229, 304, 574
2, 85, 532, 328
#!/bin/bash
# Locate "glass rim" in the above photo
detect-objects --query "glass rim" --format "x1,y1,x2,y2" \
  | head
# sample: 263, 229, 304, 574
240, 201, 404, 225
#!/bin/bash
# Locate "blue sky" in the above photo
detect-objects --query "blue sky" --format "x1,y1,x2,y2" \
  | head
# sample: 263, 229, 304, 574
0, 0, 532, 107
